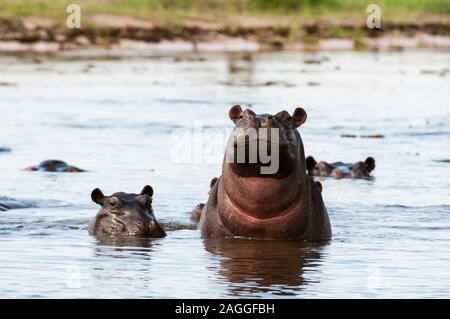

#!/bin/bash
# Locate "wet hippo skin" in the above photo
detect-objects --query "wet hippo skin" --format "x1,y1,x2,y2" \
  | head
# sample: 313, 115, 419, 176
25, 160, 85, 172
306, 156, 375, 179
89, 185, 166, 238
198, 105, 332, 240
191, 177, 218, 222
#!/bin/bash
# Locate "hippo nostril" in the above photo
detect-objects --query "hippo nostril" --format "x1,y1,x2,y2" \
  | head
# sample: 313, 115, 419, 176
261, 116, 274, 127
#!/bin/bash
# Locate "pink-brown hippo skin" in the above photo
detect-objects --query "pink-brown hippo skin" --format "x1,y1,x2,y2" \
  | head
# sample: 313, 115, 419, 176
198, 105, 331, 240
306, 156, 375, 179
89, 185, 166, 238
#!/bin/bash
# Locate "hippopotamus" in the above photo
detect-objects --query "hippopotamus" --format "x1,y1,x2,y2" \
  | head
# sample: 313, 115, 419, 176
191, 203, 204, 222
306, 156, 375, 179
89, 185, 166, 238
196, 104, 331, 240
0, 147, 11, 153
25, 160, 85, 172
191, 177, 218, 222
0, 196, 34, 211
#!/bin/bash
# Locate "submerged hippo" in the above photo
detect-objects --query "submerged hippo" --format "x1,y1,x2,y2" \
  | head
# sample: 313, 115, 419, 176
191, 177, 218, 222
25, 160, 85, 172
191, 203, 204, 222
89, 185, 166, 238
306, 156, 375, 179
197, 105, 331, 240
0, 196, 34, 211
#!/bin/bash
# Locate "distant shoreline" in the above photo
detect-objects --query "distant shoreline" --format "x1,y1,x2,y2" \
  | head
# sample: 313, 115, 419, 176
0, 14, 449, 52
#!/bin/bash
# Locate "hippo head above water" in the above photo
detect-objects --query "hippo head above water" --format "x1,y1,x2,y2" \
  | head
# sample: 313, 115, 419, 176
306, 156, 375, 179
198, 105, 331, 240
89, 185, 166, 238
227, 104, 307, 179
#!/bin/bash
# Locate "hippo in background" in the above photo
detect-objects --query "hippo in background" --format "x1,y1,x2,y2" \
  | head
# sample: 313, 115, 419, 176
0, 196, 35, 211
197, 105, 331, 240
191, 177, 218, 222
0, 147, 11, 153
25, 160, 85, 172
306, 156, 375, 179
90, 185, 166, 238
191, 203, 204, 222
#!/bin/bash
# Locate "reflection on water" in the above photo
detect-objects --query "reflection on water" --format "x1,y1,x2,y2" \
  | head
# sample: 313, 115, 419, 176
204, 239, 327, 296
94, 235, 154, 249
92, 235, 155, 261
0, 49, 449, 298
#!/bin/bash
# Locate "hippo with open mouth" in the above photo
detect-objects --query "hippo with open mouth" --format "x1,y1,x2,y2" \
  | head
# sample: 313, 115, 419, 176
306, 156, 375, 179
89, 185, 166, 238
25, 160, 85, 172
197, 105, 331, 240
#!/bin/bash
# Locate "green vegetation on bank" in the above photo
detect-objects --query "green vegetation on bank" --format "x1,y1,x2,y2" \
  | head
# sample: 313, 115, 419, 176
0, 0, 448, 47
0, 0, 448, 21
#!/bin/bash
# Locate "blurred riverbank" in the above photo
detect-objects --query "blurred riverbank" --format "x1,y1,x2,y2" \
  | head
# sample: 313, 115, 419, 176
0, 0, 449, 52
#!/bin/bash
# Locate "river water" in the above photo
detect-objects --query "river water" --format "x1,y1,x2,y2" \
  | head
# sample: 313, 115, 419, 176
0, 49, 449, 298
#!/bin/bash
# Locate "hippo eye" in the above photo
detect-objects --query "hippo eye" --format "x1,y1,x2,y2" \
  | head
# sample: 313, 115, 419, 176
109, 202, 117, 208
239, 115, 243, 119
108, 197, 120, 209
286, 116, 292, 121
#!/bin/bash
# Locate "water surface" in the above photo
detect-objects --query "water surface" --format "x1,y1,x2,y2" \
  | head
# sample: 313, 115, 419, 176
0, 49, 449, 298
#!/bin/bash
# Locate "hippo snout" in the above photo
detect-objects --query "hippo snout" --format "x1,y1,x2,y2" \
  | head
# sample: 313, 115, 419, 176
259, 115, 274, 128
230, 107, 288, 150
147, 220, 166, 238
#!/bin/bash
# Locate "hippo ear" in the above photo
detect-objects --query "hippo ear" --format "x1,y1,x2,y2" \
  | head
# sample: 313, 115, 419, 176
140, 185, 154, 197
210, 177, 218, 189
365, 157, 376, 172
229, 104, 243, 123
91, 188, 105, 205
306, 156, 317, 171
291, 108, 307, 127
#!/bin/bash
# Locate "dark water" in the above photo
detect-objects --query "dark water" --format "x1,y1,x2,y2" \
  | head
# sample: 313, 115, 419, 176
0, 49, 449, 298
